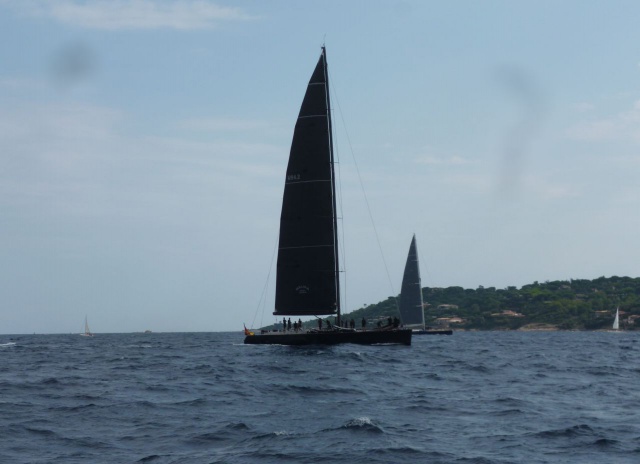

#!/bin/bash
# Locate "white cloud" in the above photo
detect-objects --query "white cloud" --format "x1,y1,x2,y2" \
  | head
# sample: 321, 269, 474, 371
178, 117, 273, 133
566, 98, 640, 142
2, 0, 252, 30
0, 101, 282, 221
524, 177, 581, 200
0, 77, 46, 91
574, 102, 594, 112
414, 155, 472, 166
440, 173, 492, 192
565, 119, 618, 141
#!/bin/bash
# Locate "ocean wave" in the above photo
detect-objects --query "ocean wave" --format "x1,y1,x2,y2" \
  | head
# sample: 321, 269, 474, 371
183, 364, 214, 372
492, 408, 525, 417
453, 458, 496, 464
24, 426, 57, 437
41, 377, 60, 385
136, 455, 162, 462
534, 424, 595, 438
337, 417, 384, 434
252, 430, 296, 440
493, 396, 529, 406
591, 437, 619, 447
48, 403, 98, 412
269, 383, 359, 396
187, 422, 253, 445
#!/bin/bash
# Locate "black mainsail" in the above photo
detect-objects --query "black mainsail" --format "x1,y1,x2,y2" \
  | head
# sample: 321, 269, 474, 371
399, 234, 425, 328
274, 47, 340, 318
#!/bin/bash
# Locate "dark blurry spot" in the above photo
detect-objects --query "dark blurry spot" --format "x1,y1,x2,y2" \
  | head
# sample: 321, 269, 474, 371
50, 41, 96, 89
494, 65, 546, 196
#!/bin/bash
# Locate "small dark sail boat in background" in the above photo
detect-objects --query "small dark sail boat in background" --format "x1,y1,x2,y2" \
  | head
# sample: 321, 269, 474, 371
244, 47, 411, 346
398, 235, 452, 335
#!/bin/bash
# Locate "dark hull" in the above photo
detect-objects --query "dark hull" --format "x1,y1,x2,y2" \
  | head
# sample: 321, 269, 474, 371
413, 329, 453, 335
244, 329, 412, 346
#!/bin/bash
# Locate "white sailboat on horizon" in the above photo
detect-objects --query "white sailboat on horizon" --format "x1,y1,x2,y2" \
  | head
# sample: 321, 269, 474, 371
80, 316, 93, 337
612, 307, 620, 331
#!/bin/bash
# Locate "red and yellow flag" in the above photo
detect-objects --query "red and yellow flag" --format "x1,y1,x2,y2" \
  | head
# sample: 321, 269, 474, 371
243, 324, 254, 336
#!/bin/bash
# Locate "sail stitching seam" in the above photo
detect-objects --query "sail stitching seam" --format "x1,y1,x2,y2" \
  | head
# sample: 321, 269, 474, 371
286, 180, 330, 184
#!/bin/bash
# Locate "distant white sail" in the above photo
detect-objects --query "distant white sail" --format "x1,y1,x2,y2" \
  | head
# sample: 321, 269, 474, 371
80, 316, 93, 337
612, 307, 619, 330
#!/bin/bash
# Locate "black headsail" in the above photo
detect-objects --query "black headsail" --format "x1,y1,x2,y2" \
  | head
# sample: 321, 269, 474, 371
274, 47, 340, 317
398, 234, 425, 327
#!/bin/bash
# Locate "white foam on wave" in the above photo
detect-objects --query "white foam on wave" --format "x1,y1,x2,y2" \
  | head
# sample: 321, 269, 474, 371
349, 417, 373, 426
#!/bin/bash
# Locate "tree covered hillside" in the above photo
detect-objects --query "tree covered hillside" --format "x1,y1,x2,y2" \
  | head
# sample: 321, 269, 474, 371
344, 276, 640, 331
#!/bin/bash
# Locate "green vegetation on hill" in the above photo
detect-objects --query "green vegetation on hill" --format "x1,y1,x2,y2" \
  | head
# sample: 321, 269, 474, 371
342, 276, 640, 331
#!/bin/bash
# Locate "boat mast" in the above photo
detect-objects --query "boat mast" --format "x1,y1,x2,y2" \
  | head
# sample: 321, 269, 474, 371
323, 46, 341, 325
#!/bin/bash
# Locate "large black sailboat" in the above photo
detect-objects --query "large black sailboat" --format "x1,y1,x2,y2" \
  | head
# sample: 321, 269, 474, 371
399, 235, 452, 335
244, 48, 411, 346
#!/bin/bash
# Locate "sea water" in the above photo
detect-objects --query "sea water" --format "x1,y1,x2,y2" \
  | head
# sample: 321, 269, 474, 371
1, 331, 638, 463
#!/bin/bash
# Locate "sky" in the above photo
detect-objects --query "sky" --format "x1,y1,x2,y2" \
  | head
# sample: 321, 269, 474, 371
1, 0, 639, 334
